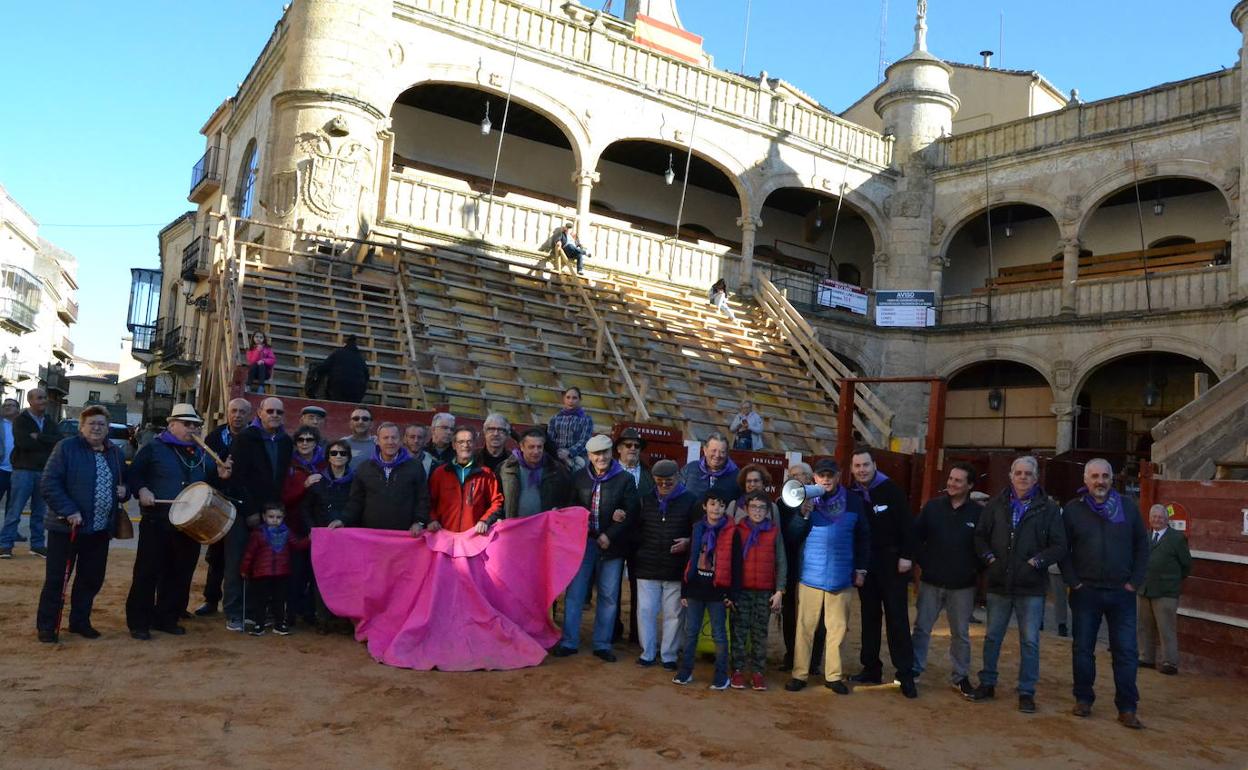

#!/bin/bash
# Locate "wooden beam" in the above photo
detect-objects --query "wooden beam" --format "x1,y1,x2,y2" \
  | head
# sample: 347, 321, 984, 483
393, 235, 429, 409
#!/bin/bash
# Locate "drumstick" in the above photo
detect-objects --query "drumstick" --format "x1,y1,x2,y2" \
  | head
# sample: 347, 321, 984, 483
191, 433, 227, 466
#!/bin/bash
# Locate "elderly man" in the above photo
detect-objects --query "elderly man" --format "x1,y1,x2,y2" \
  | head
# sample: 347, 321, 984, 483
729, 400, 764, 450
968, 456, 1066, 713
1061, 459, 1150, 729
341, 407, 375, 471
632, 459, 696, 670
333, 422, 429, 532
1138, 504, 1192, 677
299, 405, 327, 436
498, 428, 572, 518
427, 426, 504, 534
1, 389, 61, 558
222, 397, 293, 632
427, 411, 456, 467
403, 424, 434, 478
196, 397, 252, 617
0, 398, 19, 543
615, 427, 652, 643
848, 447, 918, 698
680, 432, 740, 501
911, 463, 984, 696
553, 434, 639, 662
475, 413, 512, 475
126, 404, 233, 639
548, 388, 592, 470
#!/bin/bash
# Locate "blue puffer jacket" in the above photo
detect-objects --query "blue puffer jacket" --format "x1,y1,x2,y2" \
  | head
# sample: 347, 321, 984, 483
786, 491, 871, 592
40, 435, 127, 535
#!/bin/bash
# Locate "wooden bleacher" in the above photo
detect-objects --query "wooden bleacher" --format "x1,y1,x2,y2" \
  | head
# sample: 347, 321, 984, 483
979, 240, 1228, 291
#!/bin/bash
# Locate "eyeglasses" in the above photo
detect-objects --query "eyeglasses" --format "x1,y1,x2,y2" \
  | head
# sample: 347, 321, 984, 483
295, 436, 317, 443
328, 450, 349, 457
351, 416, 372, 422
621, 442, 641, 449
453, 439, 474, 446
484, 427, 507, 433
264, 409, 284, 415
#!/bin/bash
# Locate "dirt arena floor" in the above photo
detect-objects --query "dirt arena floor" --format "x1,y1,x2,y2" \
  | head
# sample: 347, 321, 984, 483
1, 543, 1245, 770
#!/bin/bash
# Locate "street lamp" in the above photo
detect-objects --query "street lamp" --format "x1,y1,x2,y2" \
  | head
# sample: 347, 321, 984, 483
480, 101, 492, 135
663, 153, 675, 186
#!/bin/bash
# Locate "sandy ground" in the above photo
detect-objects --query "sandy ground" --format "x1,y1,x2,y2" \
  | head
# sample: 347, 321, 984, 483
1, 537, 1245, 770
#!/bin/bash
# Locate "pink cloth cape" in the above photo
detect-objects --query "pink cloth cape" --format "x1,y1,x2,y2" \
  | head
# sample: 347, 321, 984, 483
311, 507, 589, 671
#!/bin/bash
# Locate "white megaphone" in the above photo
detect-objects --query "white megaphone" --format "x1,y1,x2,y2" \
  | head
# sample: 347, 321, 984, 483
782, 480, 826, 508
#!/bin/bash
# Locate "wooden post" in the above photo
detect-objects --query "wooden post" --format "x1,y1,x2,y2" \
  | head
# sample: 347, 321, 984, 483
923, 378, 948, 502
835, 378, 855, 472
394, 235, 429, 409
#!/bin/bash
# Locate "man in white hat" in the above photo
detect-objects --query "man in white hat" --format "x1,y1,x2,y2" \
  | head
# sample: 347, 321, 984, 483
126, 404, 233, 640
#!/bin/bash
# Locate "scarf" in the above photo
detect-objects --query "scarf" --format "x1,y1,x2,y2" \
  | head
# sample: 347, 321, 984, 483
1009, 486, 1039, 528
557, 406, 587, 419
326, 466, 354, 487
1078, 486, 1124, 524
811, 485, 847, 526
698, 456, 739, 484
589, 459, 626, 490
699, 514, 729, 556
157, 430, 197, 448
656, 482, 687, 515
292, 444, 325, 474
263, 523, 290, 553
741, 516, 774, 559
851, 470, 890, 506
512, 448, 543, 487
373, 445, 412, 477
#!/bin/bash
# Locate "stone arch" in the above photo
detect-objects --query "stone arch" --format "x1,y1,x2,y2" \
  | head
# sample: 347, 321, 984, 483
935, 345, 1058, 394
817, 332, 873, 376
753, 171, 888, 257
585, 133, 751, 213
1075, 161, 1234, 239
937, 188, 1066, 258
1071, 334, 1229, 399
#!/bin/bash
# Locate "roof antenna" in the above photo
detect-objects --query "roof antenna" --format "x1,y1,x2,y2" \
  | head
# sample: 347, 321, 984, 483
998, 10, 1004, 68
877, 0, 889, 83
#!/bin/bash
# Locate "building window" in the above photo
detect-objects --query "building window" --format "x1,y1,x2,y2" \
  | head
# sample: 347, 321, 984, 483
88, 390, 101, 402
235, 140, 259, 218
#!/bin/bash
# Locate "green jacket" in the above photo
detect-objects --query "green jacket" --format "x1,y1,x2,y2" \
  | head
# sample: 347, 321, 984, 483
1139, 527, 1192, 599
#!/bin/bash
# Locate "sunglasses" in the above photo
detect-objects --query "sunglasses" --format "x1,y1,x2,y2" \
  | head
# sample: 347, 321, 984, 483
295, 436, 317, 443
351, 416, 372, 422
328, 450, 349, 457
264, 409, 284, 415
621, 442, 641, 449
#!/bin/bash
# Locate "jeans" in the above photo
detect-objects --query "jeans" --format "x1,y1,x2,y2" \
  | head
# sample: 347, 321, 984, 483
679, 598, 728, 685
1048, 571, 1068, 629
979, 593, 1044, 696
636, 578, 684, 663
911, 583, 975, 682
247, 363, 271, 393
0, 469, 10, 519
2, 469, 47, 549
1071, 586, 1139, 712
222, 516, 252, 623
559, 539, 624, 652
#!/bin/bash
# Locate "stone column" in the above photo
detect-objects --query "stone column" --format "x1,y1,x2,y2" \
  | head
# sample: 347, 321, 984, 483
1051, 402, 1081, 454
572, 170, 599, 232
1060, 236, 1081, 314
735, 215, 762, 293
928, 254, 948, 300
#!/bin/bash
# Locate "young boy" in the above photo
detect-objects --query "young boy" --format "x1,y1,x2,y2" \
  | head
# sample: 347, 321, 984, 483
730, 490, 787, 691
674, 488, 740, 689
240, 503, 303, 637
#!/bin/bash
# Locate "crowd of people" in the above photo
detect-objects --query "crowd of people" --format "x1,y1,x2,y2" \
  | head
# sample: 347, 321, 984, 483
2, 384, 1194, 729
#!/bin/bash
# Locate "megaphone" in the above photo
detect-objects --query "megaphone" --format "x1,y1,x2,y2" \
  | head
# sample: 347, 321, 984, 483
782, 480, 826, 508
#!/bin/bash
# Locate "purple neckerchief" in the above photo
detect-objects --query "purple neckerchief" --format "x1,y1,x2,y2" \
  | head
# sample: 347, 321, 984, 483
1009, 486, 1039, 528
325, 466, 354, 487
851, 470, 890, 506
248, 417, 285, 442
1078, 486, 1125, 524
512, 448, 543, 487
292, 444, 325, 475
699, 514, 729, 555
656, 482, 687, 515
157, 430, 198, 448
373, 445, 412, 474
698, 456, 739, 483
263, 523, 290, 553
741, 516, 774, 559
558, 406, 587, 418
589, 459, 626, 492
811, 485, 847, 526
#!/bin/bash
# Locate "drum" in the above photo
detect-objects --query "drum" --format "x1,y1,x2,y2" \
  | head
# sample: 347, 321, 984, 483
168, 482, 237, 544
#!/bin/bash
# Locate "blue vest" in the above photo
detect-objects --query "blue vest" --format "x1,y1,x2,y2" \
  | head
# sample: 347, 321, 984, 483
800, 508, 861, 593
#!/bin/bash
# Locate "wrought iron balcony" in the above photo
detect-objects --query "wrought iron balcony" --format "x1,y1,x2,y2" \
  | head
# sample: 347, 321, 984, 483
52, 335, 74, 361
180, 235, 211, 281
39, 364, 70, 395
159, 323, 200, 368
57, 296, 78, 324
189, 146, 222, 203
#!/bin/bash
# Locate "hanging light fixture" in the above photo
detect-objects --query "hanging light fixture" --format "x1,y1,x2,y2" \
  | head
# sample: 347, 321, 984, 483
1003, 208, 1013, 238
480, 101, 492, 135
1153, 198, 1165, 216
663, 153, 675, 186
987, 387, 1004, 411
1143, 381, 1160, 408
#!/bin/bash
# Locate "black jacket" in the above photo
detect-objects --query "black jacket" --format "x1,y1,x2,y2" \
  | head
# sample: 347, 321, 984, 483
852, 476, 916, 564
497, 454, 573, 518
313, 341, 370, 403
572, 467, 639, 560
475, 447, 511, 477
341, 457, 430, 530
11, 410, 61, 470
632, 488, 698, 581
205, 424, 245, 497
914, 494, 983, 589
974, 488, 1066, 597
229, 425, 294, 516
302, 472, 355, 528
1059, 494, 1149, 591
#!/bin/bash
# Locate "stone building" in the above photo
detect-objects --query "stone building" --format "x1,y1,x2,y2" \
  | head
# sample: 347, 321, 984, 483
129, 0, 1248, 477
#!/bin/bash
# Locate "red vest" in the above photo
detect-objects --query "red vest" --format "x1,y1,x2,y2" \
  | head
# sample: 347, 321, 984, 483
737, 521, 778, 591
711, 526, 736, 589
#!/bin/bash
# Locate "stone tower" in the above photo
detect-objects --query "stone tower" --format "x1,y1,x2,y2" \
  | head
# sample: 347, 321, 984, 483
1231, 1, 1248, 366
261, 0, 394, 241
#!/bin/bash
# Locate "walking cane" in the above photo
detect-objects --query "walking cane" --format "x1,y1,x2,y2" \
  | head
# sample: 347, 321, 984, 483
55, 525, 79, 637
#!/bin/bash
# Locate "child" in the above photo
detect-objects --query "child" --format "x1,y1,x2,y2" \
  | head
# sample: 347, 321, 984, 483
730, 490, 787, 691
674, 488, 740, 690
246, 331, 276, 394
240, 504, 303, 636
708, 279, 735, 320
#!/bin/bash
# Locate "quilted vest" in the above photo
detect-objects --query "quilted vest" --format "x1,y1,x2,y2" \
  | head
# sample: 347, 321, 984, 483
799, 508, 859, 593
737, 521, 778, 591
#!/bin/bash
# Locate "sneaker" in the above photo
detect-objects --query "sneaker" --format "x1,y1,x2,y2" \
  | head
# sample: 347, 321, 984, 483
825, 680, 850, 695
750, 672, 767, 691
672, 673, 693, 686
967, 684, 995, 702
635, 656, 657, 668
31, 546, 47, 558
0, 547, 12, 559
661, 661, 678, 671
729, 670, 747, 689
272, 624, 291, 636
953, 678, 975, 697
550, 645, 578, 658
708, 678, 730, 691
225, 619, 244, 632
194, 603, 218, 617
248, 626, 265, 637
1018, 694, 1036, 713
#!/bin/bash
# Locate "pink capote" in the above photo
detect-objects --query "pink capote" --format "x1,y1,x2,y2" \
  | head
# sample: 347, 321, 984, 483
311, 507, 589, 671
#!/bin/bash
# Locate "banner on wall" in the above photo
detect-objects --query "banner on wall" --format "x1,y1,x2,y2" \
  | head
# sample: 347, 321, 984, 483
875, 290, 936, 327
816, 279, 868, 315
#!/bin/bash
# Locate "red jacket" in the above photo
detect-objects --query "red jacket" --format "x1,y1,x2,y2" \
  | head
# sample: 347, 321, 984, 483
429, 461, 504, 533
240, 528, 306, 579
282, 460, 325, 536
246, 345, 276, 367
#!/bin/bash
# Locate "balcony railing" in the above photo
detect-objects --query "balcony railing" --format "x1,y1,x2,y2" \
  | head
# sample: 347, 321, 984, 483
38, 364, 70, 395
181, 235, 211, 280
0, 265, 41, 333
52, 335, 74, 361
131, 325, 158, 355
0, 296, 37, 334
399, 0, 892, 167
160, 324, 200, 366
57, 296, 78, 324
189, 146, 223, 203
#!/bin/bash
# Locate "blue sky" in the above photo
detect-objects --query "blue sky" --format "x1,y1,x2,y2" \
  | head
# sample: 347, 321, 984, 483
1, 1, 1240, 363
